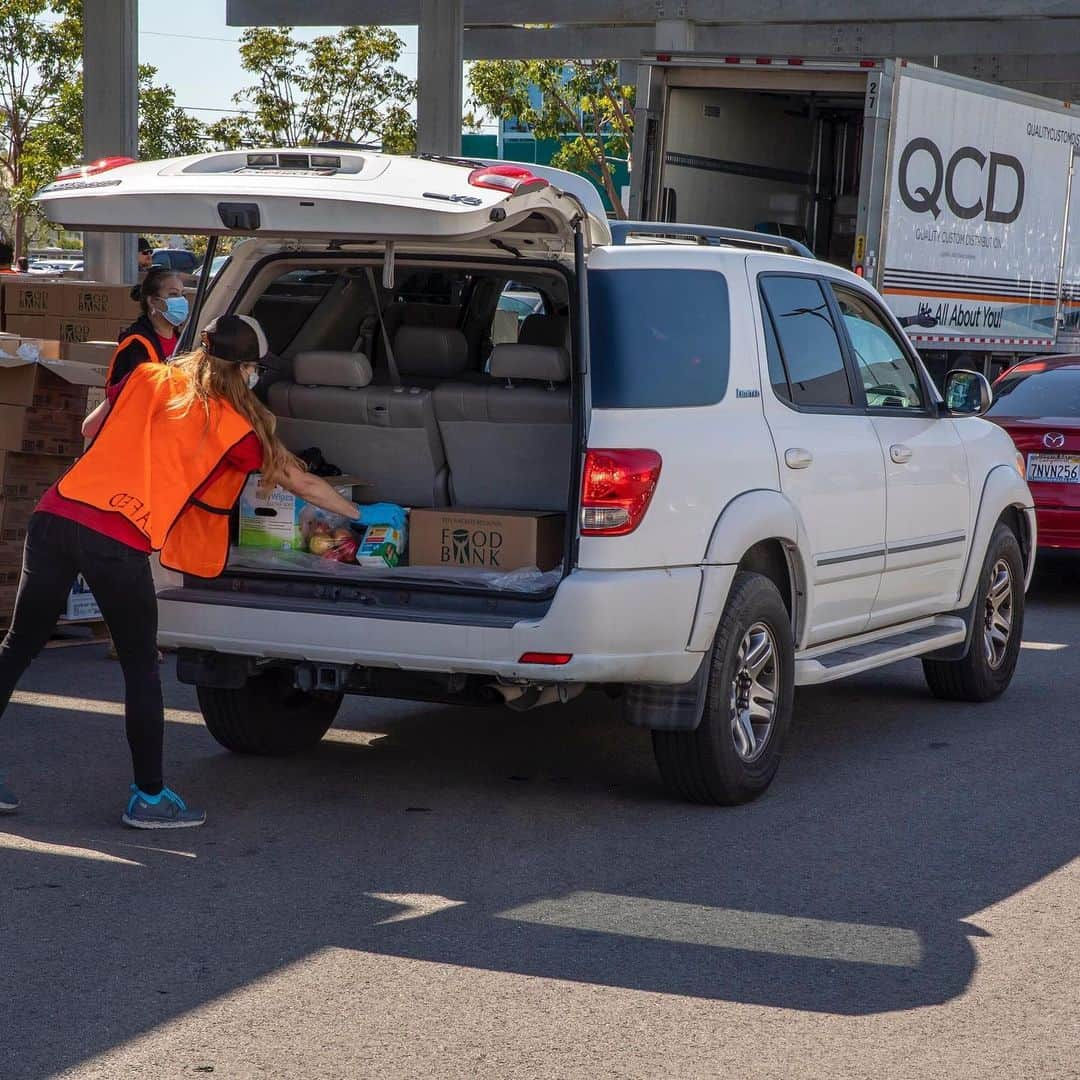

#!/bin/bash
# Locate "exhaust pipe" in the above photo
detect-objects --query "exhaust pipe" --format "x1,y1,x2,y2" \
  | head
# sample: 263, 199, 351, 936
492, 682, 585, 711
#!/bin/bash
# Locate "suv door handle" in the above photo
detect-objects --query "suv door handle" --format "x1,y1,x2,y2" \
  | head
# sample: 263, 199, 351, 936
784, 448, 814, 470
890, 444, 913, 464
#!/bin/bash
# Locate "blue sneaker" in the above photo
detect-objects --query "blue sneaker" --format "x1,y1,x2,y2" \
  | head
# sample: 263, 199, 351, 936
122, 786, 205, 830
0, 773, 17, 814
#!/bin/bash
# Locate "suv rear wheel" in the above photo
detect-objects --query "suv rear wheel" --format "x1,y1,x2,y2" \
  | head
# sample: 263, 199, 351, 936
197, 669, 343, 755
652, 572, 794, 805
922, 521, 1024, 702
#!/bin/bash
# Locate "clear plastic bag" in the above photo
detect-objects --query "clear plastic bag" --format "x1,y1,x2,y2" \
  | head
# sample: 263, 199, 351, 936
227, 546, 562, 593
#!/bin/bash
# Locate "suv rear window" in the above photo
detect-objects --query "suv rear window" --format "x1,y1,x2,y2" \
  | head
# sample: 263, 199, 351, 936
588, 268, 730, 408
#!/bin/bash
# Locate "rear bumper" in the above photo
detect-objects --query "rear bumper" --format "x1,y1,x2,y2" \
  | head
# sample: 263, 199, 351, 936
1034, 505, 1080, 550
157, 567, 708, 685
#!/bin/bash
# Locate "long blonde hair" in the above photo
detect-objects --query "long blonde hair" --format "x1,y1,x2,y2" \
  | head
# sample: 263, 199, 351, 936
167, 347, 300, 485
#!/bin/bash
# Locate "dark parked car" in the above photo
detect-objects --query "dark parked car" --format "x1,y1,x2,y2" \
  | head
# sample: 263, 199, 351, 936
152, 248, 201, 274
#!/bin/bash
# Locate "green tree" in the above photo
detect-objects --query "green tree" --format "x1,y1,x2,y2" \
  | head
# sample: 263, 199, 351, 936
0, 0, 82, 254
207, 26, 416, 153
1, 0, 204, 252
468, 59, 634, 218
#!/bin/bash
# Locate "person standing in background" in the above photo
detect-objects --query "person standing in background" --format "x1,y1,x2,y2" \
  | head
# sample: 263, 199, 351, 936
138, 237, 153, 273
109, 267, 188, 386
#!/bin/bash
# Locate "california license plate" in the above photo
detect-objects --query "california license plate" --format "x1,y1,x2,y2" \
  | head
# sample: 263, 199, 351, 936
1026, 453, 1080, 483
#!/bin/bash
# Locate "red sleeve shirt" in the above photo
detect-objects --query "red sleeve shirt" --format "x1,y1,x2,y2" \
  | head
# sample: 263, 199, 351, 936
36, 375, 264, 553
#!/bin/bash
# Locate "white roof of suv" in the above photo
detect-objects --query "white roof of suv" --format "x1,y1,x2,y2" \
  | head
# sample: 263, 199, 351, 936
34, 150, 611, 252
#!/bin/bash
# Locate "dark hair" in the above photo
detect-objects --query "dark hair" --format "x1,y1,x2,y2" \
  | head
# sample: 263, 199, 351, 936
0, 240, 12, 266
202, 315, 262, 365
138, 237, 151, 254
130, 266, 180, 314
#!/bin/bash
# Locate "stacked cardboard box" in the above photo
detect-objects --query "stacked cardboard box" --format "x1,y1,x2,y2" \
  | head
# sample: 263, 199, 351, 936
0, 337, 108, 623
1, 278, 137, 343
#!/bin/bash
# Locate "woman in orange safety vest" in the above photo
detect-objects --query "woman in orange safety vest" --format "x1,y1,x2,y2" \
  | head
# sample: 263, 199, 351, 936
108, 266, 189, 386
0, 315, 388, 830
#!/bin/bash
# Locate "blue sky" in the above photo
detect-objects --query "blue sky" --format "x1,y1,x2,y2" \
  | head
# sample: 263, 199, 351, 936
137, 1, 493, 132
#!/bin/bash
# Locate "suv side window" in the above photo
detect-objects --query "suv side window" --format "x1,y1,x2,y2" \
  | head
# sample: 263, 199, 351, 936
759, 275, 853, 407
831, 284, 925, 410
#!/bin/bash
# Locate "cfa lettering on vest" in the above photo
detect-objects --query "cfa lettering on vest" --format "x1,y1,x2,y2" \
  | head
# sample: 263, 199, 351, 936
108, 492, 152, 531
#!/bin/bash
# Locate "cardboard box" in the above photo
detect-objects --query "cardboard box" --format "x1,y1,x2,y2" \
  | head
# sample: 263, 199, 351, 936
1, 279, 67, 316
62, 339, 117, 366
0, 351, 103, 412
238, 473, 362, 551
0, 583, 19, 619
0, 404, 87, 456
0, 452, 72, 500
0, 335, 61, 362
408, 509, 565, 572
3, 314, 50, 338
56, 315, 126, 344
63, 283, 139, 321
0, 497, 36, 543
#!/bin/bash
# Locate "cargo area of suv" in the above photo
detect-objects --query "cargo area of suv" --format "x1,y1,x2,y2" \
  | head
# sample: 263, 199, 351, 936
216, 252, 580, 599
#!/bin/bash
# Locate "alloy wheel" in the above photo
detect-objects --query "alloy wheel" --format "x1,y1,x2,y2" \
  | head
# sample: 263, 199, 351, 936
729, 622, 779, 762
983, 558, 1014, 670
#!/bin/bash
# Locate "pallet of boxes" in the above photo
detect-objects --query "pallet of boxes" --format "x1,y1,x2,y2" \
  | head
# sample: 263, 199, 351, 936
0, 275, 128, 628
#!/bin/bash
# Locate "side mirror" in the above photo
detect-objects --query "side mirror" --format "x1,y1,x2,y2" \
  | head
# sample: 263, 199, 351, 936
943, 369, 992, 416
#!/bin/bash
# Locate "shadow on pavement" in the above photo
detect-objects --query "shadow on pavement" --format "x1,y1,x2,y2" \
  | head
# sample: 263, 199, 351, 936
1, 559, 1077, 1076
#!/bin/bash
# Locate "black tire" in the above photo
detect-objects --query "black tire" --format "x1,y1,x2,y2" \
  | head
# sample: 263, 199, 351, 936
923, 522, 1025, 702
652, 572, 794, 806
197, 669, 342, 755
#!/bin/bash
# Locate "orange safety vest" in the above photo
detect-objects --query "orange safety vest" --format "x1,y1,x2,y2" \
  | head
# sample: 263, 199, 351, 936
106, 332, 160, 385
59, 363, 255, 578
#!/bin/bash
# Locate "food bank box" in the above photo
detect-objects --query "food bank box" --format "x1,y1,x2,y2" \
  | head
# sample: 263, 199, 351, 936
63, 283, 139, 321
409, 509, 565, 572
238, 473, 362, 551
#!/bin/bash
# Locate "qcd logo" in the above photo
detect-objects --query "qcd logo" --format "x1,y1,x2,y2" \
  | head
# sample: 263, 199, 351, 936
898, 137, 1024, 223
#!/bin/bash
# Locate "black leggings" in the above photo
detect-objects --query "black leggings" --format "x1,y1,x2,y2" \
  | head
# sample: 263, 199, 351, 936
0, 513, 164, 793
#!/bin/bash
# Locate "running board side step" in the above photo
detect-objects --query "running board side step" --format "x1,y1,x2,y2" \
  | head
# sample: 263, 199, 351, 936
794, 616, 967, 686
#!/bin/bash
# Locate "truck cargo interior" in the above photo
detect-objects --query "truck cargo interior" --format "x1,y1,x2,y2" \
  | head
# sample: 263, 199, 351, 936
656, 84, 865, 265
215, 254, 579, 598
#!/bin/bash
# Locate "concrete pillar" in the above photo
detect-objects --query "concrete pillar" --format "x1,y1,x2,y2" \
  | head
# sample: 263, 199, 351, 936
82, 0, 138, 284
416, 0, 463, 156
654, 18, 696, 54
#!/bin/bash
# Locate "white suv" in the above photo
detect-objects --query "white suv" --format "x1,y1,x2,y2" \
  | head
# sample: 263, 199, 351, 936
37, 152, 1036, 805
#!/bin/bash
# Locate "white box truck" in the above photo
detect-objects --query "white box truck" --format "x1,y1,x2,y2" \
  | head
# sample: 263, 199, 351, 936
630, 56, 1080, 378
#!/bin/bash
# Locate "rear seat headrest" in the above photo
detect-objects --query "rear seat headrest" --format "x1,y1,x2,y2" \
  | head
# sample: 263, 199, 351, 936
489, 343, 571, 384
519, 314, 570, 349
293, 351, 373, 388
393, 326, 469, 378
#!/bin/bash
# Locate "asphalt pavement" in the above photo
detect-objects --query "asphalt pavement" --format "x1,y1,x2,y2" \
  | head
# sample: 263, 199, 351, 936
1, 556, 1078, 1079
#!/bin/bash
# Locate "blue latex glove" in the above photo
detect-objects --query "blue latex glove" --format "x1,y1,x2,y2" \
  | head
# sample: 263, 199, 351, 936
354, 502, 406, 533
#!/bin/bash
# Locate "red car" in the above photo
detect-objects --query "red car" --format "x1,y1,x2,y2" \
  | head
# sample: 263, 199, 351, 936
988, 355, 1080, 549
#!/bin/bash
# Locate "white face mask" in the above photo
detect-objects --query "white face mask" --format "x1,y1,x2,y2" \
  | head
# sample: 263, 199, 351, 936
246, 370, 260, 390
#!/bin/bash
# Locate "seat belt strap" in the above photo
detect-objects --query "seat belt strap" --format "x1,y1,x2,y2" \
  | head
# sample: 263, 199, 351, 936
365, 267, 401, 387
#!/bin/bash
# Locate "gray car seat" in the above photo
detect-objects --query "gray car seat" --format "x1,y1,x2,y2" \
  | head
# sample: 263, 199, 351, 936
268, 350, 449, 507
433, 343, 572, 511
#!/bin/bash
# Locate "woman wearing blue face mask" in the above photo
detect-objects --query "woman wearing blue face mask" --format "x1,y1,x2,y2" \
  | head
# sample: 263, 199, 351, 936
108, 268, 189, 386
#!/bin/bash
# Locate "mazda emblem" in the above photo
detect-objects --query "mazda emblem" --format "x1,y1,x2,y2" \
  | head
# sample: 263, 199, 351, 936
1044, 432, 1066, 449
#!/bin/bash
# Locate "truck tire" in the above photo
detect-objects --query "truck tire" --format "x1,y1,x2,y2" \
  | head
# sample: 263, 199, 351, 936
922, 522, 1024, 702
197, 670, 342, 756
652, 572, 794, 805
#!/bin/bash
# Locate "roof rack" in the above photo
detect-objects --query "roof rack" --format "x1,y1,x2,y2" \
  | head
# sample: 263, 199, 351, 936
609, 221, 814, 259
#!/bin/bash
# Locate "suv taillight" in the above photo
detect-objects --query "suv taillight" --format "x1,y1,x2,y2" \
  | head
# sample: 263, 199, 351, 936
468, 164, 548, 195
55, 156, 136, 182
580, 449, 662, 536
